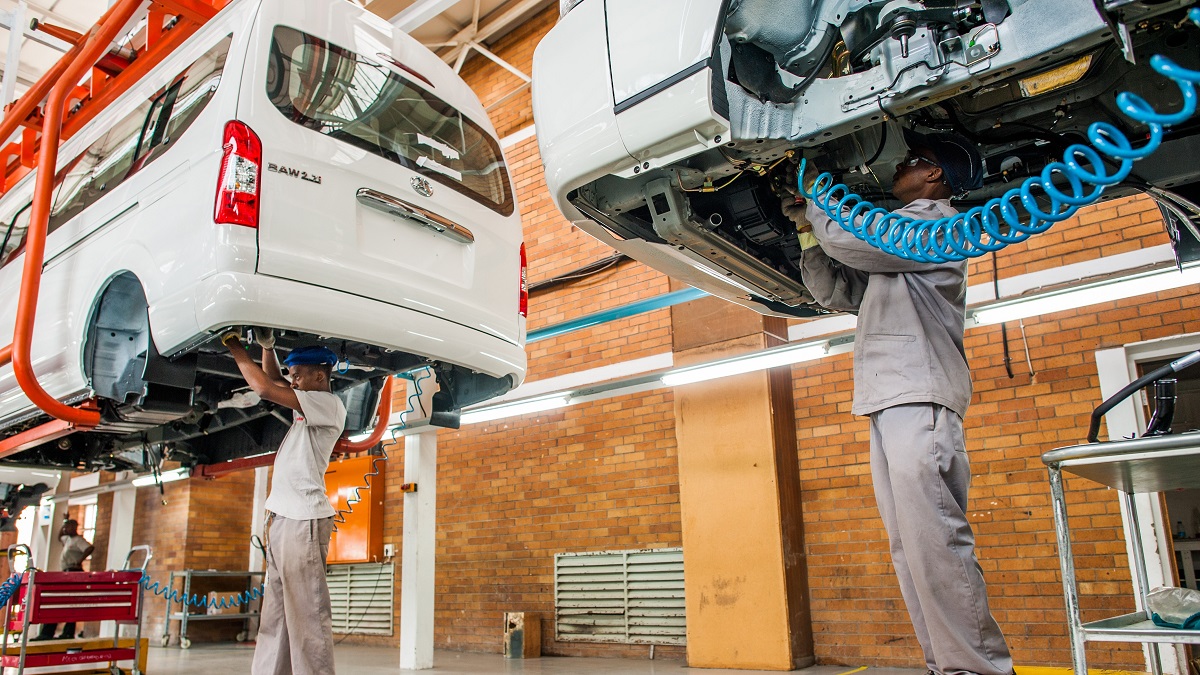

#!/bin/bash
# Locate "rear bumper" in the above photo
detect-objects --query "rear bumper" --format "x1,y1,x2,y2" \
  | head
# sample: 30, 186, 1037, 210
187, 272, 526, 385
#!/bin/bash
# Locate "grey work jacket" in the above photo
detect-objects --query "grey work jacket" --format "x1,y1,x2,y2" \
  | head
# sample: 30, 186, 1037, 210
801, 198, 971, 417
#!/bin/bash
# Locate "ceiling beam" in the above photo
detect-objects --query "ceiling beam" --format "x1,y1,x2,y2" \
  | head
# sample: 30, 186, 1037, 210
0, 66, 38, 89
437, 0, 553, 64
390, 0, 461, 32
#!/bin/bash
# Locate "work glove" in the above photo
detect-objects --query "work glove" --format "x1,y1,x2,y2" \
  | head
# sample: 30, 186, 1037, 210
253, 327, 276, 350
780, 196, 820, 251
781, 159, 820, 196
219, 330, 242, 349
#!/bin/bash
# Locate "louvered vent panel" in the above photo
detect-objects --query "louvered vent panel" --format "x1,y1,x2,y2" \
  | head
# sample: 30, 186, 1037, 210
555, 548, 685, 645
327, 562, 393, 636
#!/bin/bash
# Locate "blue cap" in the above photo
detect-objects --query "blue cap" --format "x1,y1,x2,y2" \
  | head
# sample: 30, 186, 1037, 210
903, 128, 984, 194
283, 346, 339, 367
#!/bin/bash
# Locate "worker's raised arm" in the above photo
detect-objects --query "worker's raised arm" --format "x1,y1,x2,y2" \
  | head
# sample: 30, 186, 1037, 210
254, 327, 289, 386
261, 348, 289, 386
781, 197, 867, 312
222, 333, 302, 412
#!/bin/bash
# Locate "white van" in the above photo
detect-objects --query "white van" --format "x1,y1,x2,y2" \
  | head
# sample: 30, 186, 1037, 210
534, 0, 1200, 318
0, 0, 526, 470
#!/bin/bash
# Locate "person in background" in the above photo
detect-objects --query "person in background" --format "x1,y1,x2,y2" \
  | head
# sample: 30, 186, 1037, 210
32, 519, 93, 640
782, 130, 1014, 675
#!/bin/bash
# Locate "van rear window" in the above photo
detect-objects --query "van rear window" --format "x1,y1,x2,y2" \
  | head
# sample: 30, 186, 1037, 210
266, 26, 514, 216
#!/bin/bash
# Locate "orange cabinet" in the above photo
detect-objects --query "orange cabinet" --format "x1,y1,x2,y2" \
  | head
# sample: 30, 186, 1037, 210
324, 455, 385, 564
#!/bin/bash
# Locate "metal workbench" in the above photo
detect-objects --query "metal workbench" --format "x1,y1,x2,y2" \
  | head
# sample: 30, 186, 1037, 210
160, 569, 265, 649
1043, 431, 1200, 675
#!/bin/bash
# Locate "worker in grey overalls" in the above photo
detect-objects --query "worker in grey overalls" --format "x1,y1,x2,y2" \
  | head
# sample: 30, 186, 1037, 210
783, 130, 1013, 675
222, 331, 345, 675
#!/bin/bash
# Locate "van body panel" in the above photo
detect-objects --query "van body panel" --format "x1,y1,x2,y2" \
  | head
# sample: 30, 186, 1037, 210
190, 272, 523, 380
0, 2, 256, 425
531, 0, 632, 222
0, 0, 525, 438
241, 0, 523, 347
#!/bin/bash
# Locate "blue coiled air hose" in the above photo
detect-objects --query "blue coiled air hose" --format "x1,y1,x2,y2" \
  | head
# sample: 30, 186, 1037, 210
0, 572, 22, 606
800, 14, 1200, 264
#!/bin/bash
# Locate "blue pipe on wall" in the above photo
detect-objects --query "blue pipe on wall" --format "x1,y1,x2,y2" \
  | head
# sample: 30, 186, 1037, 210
526, 287, 708, 343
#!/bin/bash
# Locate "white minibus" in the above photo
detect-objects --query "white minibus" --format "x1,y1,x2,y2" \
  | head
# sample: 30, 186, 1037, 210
0, 0, 526, 470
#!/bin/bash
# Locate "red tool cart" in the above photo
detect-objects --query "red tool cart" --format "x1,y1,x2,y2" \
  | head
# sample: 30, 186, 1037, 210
1, 544, 149, 675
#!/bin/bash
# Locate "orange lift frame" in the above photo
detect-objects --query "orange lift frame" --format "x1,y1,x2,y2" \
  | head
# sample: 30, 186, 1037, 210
0, 0, 396, 465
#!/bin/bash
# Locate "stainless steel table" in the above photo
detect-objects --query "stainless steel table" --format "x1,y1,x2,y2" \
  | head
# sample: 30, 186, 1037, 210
1043, 432, 1200, 675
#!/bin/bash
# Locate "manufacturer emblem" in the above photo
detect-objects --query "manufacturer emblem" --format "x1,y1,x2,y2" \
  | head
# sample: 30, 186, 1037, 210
411, 176, 434, 197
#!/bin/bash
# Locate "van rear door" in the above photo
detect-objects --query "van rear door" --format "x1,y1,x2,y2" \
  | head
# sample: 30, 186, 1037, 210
240, 4, 522, 346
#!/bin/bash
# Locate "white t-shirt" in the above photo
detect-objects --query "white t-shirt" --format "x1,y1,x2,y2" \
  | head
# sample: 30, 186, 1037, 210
264, 389, 346, 520
59, 534, 90, 571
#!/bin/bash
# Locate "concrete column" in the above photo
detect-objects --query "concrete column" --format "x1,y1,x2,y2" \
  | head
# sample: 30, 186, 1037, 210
101, 486, 137, 638
34, 472, 70, 571
1, 2, 26, 109
249, 466, 268, 573
105, 487, 137, 570
670, 290, 814, 670
399, 429, 437, 670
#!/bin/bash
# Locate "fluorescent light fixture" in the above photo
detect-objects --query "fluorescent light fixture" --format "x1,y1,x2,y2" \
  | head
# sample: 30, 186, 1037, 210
971, 264, 1200, 326
460, 395, 571, 425
131, 467, 189, 488
661, 343, 829, 386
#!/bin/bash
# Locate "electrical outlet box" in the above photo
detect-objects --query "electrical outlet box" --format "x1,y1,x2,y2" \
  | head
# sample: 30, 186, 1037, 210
383, 543, 395, 558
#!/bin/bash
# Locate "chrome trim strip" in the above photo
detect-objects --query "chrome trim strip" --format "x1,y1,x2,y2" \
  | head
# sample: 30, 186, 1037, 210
355, 188, 475, 244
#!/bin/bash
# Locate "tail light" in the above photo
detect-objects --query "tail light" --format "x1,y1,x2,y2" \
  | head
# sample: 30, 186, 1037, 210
519, 242, 529, 318
215, 120, 262, 227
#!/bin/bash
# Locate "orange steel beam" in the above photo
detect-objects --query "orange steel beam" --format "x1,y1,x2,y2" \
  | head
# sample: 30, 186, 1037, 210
1, 0, 147, 428
194, 452, 277, 479
152, 0, 219, 24
0, 41, 86, 176
0, 418, 76, 460
30, 20, 84, 46
54, 20, 200, 146
1, 0, 225, 187
334, 377, 395, 455
0, 400, 99, 459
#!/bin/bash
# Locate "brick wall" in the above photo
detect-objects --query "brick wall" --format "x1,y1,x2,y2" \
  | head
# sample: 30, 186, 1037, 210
337, 390, 685, 660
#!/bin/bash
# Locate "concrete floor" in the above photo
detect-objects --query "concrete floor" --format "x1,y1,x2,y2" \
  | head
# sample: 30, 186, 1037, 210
146, 644, 927, 674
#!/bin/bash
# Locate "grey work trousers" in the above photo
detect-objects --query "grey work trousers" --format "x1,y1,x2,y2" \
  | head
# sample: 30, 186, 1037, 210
870, 404, 1012, 675
252, 513, 336, 675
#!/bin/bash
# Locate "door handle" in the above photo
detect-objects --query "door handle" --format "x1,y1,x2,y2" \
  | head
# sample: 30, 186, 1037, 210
355, 188, 474, 244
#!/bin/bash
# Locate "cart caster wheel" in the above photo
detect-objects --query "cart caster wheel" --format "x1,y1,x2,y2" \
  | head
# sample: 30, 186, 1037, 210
180, 637, 191, 649
160, 635, 170, 648
236, 631, 248, 642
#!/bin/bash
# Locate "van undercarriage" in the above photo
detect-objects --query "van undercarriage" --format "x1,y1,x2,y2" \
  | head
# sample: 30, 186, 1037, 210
0, 330, 513, 472
550, 0, 1200, 318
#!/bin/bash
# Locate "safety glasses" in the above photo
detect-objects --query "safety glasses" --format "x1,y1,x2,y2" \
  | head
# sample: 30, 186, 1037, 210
901, 152, 940, 169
